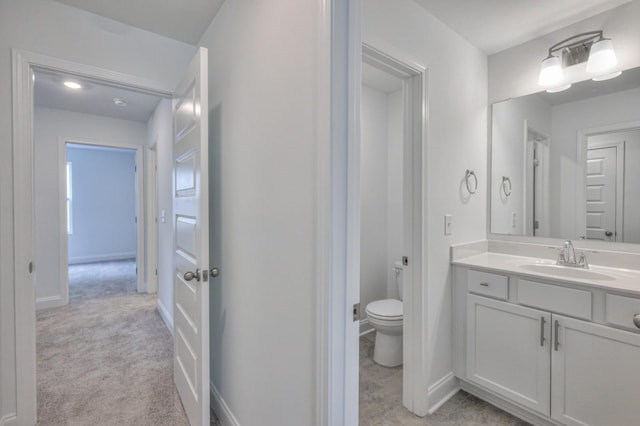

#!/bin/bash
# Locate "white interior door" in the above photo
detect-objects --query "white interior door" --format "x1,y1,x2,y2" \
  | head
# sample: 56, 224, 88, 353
172, 47, 210, 426
586, 146, 617, 241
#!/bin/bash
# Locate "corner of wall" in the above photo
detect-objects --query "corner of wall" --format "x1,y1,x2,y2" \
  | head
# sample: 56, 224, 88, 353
210, 380, 240, 426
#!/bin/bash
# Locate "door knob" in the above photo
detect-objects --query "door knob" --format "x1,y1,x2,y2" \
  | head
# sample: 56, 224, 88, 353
209, 267, 220, 278
183, 269, 201, 282
605, 231, 613, 237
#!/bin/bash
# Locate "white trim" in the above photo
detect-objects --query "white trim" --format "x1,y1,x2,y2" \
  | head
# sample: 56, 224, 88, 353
361, 44, 428, 416
68, 252, 137, 265
0, 414, 17, 426
426, 372, 459, 414
157, 299, 173, 336
35, 295, 64, 310
11, 48, 171, 426
317, 0, 361, 425
210, 380, 240, 426
359, 318, 374, 336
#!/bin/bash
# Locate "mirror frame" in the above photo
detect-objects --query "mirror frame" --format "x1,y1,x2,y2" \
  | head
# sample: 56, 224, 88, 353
487, 89, 640, 254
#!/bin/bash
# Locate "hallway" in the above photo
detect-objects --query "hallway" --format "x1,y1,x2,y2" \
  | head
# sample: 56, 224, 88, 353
36, 260, 194, 425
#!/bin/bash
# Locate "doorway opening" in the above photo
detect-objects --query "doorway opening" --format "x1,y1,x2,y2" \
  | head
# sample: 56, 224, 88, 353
524, 123, 549, 237
357, 44, 427, 423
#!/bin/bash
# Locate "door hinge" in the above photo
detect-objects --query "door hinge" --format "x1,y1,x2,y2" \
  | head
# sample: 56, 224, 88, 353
402, 256, 408, 266
134, 166, 137, 172
135, 267, 138, 275
534, 220, 539, 230
29, 261, 34, 273
135, 216, 137, 223
353, 303, 361, 321
155, 268, 158, 276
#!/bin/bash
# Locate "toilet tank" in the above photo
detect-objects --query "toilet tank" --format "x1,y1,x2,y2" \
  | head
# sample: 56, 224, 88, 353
394, 261, 404, 301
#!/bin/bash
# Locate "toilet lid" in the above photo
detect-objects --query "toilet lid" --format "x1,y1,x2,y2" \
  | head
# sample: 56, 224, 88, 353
366, 299, 403, 319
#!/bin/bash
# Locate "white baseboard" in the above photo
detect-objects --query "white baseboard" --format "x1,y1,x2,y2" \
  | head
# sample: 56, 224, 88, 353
0, 414, 17, 426
68, 252, 136, 265
210, 380, 240, 426
359, 318, 374, 336
35, 295, 65, 310
427, 372, 459, 414
157, 299, 173, 336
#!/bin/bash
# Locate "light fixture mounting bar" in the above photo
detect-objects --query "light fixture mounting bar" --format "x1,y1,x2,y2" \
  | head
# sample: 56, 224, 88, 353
547, 30, 603, 57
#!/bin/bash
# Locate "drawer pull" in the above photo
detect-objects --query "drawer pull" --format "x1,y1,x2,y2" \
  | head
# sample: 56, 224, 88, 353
479, 282, 489, 287
554, 320, 560, 351
633, 314, 640, 329
540, 317, 546, 346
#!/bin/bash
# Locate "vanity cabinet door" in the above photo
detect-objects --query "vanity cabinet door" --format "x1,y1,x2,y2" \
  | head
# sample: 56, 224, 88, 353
466, 294, 551, 415
551, 315, 640, 426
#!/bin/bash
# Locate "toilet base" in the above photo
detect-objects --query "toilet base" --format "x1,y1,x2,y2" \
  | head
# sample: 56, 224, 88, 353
373, 331, 403, 367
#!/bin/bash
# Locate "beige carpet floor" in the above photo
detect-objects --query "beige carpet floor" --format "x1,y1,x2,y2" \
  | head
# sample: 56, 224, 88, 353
37, 260, 219, 425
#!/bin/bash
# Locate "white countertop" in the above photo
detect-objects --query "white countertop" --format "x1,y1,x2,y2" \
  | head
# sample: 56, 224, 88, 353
452, 252, 640, 296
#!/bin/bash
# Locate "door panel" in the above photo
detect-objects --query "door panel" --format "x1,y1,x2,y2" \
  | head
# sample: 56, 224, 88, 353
466, 294, 551, 415
173, 47, 209, 426
551, 315, 640, 426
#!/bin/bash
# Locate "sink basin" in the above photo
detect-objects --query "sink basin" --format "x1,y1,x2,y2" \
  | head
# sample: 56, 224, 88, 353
520, 264, 615, 281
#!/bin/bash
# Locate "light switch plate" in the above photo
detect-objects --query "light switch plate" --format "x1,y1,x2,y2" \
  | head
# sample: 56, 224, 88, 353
444, 214, 453, 235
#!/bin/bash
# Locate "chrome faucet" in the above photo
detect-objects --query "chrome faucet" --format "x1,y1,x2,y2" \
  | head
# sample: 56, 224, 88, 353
557, 240, 589, 268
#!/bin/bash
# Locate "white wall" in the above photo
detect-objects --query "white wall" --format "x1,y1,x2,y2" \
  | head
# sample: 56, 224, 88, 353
386, 90, 404, 298
489, 2, 640, 103
549, 87, 640, 238
34, 107, 146, 309
146, 99, 174, 329
364, 0, 488, 409
66, 146, 137, 264
491, 95, 551, 235
0, 0, 194, 417
198, 0, 324, 424
360, 85, 391, 314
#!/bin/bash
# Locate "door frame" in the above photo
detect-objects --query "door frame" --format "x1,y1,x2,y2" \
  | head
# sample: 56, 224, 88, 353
577, 120, 640, 240
11, 48, 171, 425
56, 139, 145, 308
146, 143, 159, 293
361, 44, 428, 416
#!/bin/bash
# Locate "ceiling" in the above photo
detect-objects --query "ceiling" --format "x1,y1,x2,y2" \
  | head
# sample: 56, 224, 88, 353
53, 0, 225, 45
414, 0, 632, 54
34, 70, 163, 122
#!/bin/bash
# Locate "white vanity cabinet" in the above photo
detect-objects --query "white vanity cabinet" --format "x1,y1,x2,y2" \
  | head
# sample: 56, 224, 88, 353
453, 266, 640, 426
466, 294, 551, 415
551, 315, 640, 426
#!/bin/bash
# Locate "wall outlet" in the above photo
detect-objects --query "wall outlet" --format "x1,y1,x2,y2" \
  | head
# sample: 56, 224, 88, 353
444, 214, 453, 235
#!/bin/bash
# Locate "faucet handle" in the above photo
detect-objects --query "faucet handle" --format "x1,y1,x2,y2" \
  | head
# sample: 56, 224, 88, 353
578, 251, 589, 269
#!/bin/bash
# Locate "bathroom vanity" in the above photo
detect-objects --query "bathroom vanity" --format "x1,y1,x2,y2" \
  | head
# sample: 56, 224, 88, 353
452, 243, 640, 426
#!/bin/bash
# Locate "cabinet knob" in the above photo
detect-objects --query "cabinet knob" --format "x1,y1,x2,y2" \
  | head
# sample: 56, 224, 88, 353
633, 314, 640, 329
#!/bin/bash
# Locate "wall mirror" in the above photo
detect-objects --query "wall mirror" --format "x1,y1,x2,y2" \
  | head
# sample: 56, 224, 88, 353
490, 65, 640, 244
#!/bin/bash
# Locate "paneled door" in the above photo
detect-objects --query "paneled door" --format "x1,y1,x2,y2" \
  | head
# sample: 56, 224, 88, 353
173, 47, 210, 426
586, 146, 618, 241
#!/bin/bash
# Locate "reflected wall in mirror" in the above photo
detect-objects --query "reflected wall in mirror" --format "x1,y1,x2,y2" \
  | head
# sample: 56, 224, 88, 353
491, 66, 640, 244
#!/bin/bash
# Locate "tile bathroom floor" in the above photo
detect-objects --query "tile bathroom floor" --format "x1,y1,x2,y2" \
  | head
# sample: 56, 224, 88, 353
359, 333, 531, 426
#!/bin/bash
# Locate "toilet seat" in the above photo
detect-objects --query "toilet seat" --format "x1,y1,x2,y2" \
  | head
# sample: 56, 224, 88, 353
366, 299, 403, 320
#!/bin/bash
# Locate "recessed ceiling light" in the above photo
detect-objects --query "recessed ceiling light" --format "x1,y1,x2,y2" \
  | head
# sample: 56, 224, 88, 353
113, 98, 128, 107
63, 81, 82, 90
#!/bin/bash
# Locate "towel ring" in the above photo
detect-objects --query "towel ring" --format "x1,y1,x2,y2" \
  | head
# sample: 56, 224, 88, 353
502, 176, 512, 197
465, 169, 478, 194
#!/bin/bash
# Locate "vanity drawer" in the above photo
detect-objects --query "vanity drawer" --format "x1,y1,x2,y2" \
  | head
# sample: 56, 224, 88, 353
606, 294, 640, 331
517, 279, 592, 320
468, 270, 508, 300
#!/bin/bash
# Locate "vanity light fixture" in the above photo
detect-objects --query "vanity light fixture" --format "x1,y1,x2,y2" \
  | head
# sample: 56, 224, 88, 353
63, 81, 82, 90
538, 30, 620, 88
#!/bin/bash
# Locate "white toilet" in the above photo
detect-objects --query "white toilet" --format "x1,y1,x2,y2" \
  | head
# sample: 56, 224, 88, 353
365, 261, 404, 367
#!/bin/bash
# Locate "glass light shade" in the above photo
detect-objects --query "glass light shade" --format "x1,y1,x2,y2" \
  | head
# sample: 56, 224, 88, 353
546, 84, 571, 93
586, 38, 617, 73
538, 55, 563, 86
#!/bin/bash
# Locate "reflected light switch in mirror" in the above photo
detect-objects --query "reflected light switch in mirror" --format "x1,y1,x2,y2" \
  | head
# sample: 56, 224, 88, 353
445, 214, 453, 235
